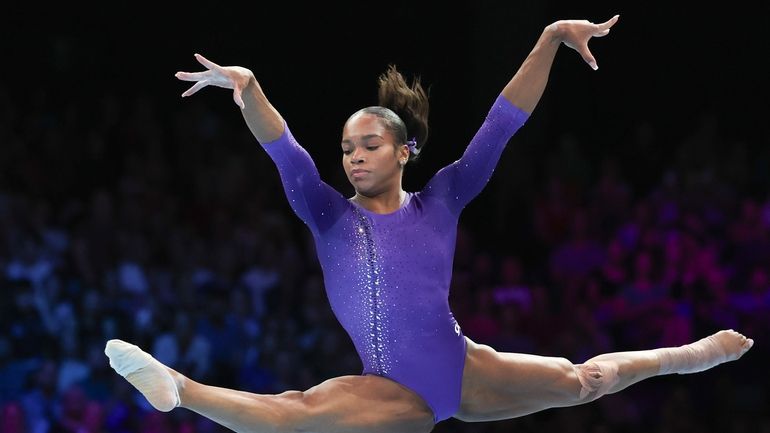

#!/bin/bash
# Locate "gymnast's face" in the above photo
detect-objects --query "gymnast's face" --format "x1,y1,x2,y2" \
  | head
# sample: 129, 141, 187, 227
342, 113, 408, 196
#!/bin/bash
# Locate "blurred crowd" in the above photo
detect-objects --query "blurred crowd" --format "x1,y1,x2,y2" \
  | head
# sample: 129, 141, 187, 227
0, 84, 768, 433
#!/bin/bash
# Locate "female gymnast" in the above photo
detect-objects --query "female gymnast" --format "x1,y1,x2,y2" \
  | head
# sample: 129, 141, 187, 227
105, 14, 754, 433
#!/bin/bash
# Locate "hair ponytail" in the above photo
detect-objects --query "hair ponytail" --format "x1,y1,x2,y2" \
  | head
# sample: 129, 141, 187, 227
355, 65, 430, 162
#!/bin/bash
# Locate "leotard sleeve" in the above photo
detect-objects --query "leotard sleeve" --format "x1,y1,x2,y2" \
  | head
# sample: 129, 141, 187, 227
261, 123, 347, 234
423, 95, 529, 216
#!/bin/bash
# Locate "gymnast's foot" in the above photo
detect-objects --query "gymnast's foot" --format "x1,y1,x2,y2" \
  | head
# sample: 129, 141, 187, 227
104, 339, 181, 411
655, 329, 754, 375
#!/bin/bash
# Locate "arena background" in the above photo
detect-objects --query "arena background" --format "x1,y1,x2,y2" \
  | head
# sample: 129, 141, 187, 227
2, 2, 768, 432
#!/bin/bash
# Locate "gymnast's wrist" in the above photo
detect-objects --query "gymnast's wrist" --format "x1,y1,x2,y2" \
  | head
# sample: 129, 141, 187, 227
544, 21, 564, 44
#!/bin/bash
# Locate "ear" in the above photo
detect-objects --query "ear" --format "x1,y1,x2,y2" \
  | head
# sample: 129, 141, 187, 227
399, 144, 410, 162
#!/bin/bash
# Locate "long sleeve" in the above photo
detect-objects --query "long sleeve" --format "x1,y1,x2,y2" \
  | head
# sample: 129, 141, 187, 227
260, 123, 347, 234
422, 94, 529, 216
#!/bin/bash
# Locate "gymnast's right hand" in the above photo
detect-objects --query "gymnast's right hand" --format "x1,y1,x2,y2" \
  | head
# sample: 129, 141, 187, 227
175, 53, 253, 109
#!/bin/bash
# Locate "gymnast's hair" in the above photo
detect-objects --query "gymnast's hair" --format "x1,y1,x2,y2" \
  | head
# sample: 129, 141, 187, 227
352, 65, 430, 163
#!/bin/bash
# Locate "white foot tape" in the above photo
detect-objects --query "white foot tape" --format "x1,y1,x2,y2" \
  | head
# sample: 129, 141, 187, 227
105, 339, 180, 412
655, 329, 754, 375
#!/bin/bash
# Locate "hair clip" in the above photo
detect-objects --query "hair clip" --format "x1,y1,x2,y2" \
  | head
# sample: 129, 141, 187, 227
406, 138, 420, 155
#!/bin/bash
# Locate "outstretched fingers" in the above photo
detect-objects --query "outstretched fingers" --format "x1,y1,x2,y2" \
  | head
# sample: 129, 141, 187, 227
194, 53, 220, 70
593, 15, 619, 37
176, 53, 250, 108
580, 15, 620, 70
181, 80, 209, 97
175, 71, 209, 82
575, 44, 598, 70
233, 88, 245, 109
175, 53, 218, 98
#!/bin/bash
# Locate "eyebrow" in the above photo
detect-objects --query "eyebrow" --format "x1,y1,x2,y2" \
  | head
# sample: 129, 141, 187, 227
341, 134, 384, 145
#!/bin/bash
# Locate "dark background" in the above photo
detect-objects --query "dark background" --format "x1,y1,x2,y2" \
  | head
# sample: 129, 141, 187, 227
2, 2, 769, 433
6, 2, 769, 241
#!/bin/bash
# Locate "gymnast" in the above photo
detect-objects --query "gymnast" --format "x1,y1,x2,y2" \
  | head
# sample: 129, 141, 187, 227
105, 14, 753, 433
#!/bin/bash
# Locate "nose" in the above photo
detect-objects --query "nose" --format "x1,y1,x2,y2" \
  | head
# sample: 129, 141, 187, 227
350, 148, 364, 164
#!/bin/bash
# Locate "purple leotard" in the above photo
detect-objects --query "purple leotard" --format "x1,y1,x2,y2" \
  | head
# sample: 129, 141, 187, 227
261, 94, 528, 422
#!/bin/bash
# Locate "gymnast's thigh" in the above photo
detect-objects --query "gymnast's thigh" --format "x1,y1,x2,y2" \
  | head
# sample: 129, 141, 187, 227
299, 374, 435, 433
454, 337, 582, 422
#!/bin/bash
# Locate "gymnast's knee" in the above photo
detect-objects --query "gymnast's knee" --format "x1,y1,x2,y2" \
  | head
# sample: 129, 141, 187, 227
573, 361, 620, 402
271, 391, 311, 433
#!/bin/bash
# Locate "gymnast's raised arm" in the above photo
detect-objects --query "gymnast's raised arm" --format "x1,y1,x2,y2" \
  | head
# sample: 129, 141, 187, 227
175, 54, 345, 233
175, 53, 284, 143
503, 15, 619, 113
423, 15, 619, 215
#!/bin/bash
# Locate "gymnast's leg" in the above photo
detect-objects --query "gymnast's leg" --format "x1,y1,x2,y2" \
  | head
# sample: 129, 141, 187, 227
104, 340, 434, 433
454, 330, 753, 422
